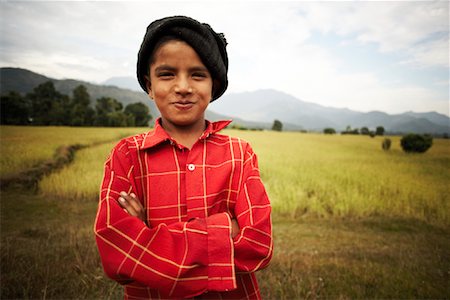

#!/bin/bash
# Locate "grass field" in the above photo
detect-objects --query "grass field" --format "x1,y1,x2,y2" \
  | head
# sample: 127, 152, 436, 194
0, 126, 146, 177
1, 126, 449, 299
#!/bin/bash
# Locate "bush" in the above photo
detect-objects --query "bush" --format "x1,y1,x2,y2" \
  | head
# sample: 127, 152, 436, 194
360, 127, 370, 135
376, 126, 385, 136
382, 138, 391, 151
230, 124, 248, 131
323, 128, 336, 134
272, 120, 283, 132
400, 134, 433, 153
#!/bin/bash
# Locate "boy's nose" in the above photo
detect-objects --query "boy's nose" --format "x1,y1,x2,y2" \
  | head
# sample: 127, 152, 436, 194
174, 77, 192, 95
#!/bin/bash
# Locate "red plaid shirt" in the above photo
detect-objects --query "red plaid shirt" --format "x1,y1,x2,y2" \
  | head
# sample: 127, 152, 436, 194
94, 119, 273, 299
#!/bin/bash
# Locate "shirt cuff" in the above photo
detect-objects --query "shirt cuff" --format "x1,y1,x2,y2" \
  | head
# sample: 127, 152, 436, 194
206, 212, 237, 291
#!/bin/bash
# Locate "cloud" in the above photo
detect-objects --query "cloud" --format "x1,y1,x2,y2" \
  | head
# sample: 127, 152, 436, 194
300, 1, 449, 68
403, 36, 450, 69
0, 1, 448, 115
221, 2, 449, 114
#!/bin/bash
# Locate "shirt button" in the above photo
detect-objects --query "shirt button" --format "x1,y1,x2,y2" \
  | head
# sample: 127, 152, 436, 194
187, 164, 196, 171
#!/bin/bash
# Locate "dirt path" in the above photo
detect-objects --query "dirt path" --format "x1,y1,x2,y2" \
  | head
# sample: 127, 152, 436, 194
0, 144, 86, 190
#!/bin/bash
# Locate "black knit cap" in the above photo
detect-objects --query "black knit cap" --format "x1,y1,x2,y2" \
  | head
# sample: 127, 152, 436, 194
137, 16, 229, 101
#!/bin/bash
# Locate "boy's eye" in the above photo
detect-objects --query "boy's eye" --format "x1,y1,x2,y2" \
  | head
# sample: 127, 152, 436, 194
192, 72, 207, 79
157, 72, 174, 78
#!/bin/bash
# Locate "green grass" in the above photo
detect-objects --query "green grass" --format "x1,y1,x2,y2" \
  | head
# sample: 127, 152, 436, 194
1, 126, 450, 299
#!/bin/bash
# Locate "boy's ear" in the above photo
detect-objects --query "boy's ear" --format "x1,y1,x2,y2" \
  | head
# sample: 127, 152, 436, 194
145, 75, 154, 99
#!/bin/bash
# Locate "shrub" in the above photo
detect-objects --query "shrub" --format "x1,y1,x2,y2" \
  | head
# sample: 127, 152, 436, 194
341, 126, 359, 135
323, 128, 336, 134
376, 126, 385, 136
272, 120, 283, 132
400, 134, 433, 153
360, 127, 370, 135
230, 124, 248, 131
382, 138, 391, 151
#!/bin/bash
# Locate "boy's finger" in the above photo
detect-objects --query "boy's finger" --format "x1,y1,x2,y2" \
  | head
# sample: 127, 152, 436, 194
121, 192, 144, 215
118, 197, 138, 216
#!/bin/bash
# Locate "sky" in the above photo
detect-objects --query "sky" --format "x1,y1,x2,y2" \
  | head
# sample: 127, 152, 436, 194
1, 0, 449, 116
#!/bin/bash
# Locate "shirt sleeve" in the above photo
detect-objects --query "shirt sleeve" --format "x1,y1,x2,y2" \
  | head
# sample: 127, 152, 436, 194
232, 143, 273, 273
94, 140, 236, 298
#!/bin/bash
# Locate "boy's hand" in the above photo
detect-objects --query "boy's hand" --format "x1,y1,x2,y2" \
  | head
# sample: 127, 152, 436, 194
117, 192, 239, 236
118, 192, 146, 223
231, 219, 240, 238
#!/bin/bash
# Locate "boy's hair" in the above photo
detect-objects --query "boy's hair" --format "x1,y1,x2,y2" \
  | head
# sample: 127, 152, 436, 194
137, 15, 229, 101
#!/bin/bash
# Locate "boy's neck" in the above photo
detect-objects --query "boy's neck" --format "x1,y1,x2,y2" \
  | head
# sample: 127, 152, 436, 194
161, 118, 207, 150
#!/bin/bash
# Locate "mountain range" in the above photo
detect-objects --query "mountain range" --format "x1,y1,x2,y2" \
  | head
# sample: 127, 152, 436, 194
1, 67, 449, 134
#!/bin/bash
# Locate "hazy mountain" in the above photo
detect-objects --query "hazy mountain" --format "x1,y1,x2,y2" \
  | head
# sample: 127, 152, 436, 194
1, 67, 147, 106
102, 76, 142, 92
403, 111, 449, 128
211, 89, 450, 134
0, 67, 52, 93
1, 68, 448, 134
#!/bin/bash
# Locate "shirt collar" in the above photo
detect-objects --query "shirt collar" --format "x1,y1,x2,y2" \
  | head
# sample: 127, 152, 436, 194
140, 117, 232, 150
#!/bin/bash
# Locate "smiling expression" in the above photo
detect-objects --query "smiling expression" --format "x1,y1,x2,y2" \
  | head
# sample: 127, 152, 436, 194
146, 40, 213, 134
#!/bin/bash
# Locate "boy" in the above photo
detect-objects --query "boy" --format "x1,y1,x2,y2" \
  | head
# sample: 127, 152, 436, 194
94, 16, 273, 299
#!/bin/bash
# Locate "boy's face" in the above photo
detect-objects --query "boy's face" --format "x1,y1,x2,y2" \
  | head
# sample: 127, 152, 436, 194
146, 40, 213, 132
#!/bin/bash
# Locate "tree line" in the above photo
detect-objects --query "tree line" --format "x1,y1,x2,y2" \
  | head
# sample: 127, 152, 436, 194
1, 81, 152, 127
324, 125, 385, 136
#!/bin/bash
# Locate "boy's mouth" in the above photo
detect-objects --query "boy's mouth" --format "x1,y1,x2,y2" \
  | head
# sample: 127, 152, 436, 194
173, 101, 195, 110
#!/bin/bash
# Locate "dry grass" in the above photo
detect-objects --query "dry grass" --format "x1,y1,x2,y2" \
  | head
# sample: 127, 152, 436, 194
1, 190, 122, 299
39, 142, 116, 201
226, 130, 450, 227
257, 216, 449, 299
1, 191, 448, 299
38, 128, 450, 227
0, 126, 146, 177
1, 127, 449, 299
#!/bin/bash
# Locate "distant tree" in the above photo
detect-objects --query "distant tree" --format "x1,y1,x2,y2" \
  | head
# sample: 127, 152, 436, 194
27, 81, 70, 125
400, 134, 433, 153
72, 85, 90, 107
124, 102, 152, 127
230, 123, 248, 131
376, 126, 385, 136
106, 111, 134, 127
70, 85, 93, 126
1, 81, 150, 127
95, 97, 132, 127
84, 107, 96, 126
323, 128, 336, 134
272, 119, 283, 132
47, 94, 71, 125
342, 125, 359, 135
96, 97, 122, 114
382, 138, 392, 151
0, 91, 30, 125
360, 127, 370, 135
